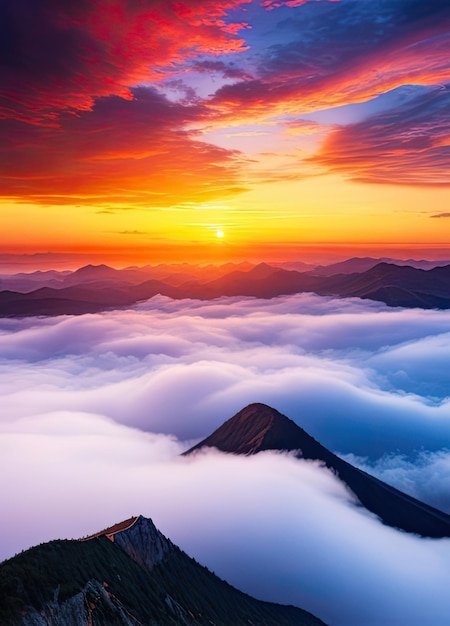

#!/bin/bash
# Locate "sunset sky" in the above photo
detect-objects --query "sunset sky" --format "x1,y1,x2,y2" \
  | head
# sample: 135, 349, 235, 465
2, 0, 450, 266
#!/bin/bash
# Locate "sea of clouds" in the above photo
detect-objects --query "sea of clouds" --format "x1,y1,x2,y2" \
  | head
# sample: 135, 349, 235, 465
1, 293, 450, 625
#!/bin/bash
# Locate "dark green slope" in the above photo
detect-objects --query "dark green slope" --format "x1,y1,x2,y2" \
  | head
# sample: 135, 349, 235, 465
0, 516, 326, 626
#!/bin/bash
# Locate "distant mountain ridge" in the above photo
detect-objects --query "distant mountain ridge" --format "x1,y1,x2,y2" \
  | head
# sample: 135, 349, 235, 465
0, 514, 325, 626
2, 260, 450, 316
185, 403, 450, 538
309, 256, 450, 276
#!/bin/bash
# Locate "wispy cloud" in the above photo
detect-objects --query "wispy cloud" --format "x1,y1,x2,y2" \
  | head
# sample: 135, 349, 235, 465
209, 1, 450, 120
310, 85, 450, 185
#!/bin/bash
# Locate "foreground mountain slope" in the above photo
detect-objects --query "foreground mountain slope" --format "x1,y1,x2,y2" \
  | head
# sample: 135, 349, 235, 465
0, 515, 326, 626
185, 403, 450, 538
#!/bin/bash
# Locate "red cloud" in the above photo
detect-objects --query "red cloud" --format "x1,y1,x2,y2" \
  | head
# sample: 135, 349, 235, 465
0, 0, 251, 124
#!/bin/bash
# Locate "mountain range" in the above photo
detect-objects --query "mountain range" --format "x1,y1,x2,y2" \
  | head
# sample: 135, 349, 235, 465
2, 259, 450, 316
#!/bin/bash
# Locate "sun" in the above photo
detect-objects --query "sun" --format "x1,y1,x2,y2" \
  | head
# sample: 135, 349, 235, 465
216, 230, 224, 238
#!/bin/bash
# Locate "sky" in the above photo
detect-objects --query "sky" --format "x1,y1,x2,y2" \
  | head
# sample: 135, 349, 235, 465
2, 294, 450, 625
2, 5, 450, 623
1, 0, 450, 266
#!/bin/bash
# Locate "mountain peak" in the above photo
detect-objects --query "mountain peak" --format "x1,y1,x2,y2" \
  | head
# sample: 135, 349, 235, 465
84, 515, 171, 573
184, 403, 326, 457
185, 403, 450, 538
70, 264, 117, 277
0, 513, 326, 625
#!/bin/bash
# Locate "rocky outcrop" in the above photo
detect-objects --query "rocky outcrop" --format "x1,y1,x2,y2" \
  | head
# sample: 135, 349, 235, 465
20, 580, 143, 626
113, 516, 172, 574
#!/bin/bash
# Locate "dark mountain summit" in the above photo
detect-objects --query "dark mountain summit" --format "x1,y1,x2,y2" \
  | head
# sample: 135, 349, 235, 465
0, 514, 326, 626
185, 402, 324, 455
185, 403, 450, 538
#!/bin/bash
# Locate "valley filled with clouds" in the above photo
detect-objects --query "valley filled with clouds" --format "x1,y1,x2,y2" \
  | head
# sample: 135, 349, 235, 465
1, 293, 450, 625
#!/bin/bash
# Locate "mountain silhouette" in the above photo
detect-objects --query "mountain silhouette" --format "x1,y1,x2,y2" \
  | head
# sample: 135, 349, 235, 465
310, 256, 450, 276
0, 515, 325, 626
3, 261, 450, 316
2, 261, 450, 316
185, 403, 450, 538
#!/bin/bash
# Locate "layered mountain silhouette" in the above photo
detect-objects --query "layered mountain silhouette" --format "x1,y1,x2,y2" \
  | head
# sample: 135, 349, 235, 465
2, 260, 450, 316
185, 403, 450, 538
310, 256, 450, 276
0, 515, 325, 626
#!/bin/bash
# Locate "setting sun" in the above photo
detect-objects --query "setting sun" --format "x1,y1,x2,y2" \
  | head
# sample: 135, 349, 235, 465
216, 230, 224, 239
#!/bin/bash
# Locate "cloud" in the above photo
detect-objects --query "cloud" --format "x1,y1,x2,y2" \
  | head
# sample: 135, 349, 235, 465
284, 118, 331, 135
310, 85, 450, 185
342, 450, 450, 514
0, 87, 246, 205
431, 212, 450, 218
3, 0, 450, 203
1, 422, 450, 626
261, 0, 341, 9
0, 0, 251, 124
191, 59, 253, 81
117, 231, 148, 236
2, 293, 450, 624
1, 293, 450, 460
208, 0, 450, 121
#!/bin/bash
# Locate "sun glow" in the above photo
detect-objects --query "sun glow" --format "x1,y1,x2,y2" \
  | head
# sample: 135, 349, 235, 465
216, 230, 224, 238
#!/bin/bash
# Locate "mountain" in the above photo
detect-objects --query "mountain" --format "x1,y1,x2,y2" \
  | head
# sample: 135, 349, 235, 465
0, 270, 70, 292
325, 262, 450, 307
3, 261, 450, 317
0, 263, 258, 294
179, 266, 320, 299
184, 261, 450, 307
0, 515, 326, 626
63, 264, 122, 283
185, 403, 450, 538
272, 261, 316, 272
0, 279, 179, 316
311, 257, 450, 276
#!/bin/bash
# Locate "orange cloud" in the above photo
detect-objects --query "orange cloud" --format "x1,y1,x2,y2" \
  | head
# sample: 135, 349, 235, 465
0, 88, 247, 205
310, 86, 450, 186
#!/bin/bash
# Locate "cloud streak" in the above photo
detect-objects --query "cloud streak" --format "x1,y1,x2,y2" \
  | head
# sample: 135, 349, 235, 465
311, 85, 450, 185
